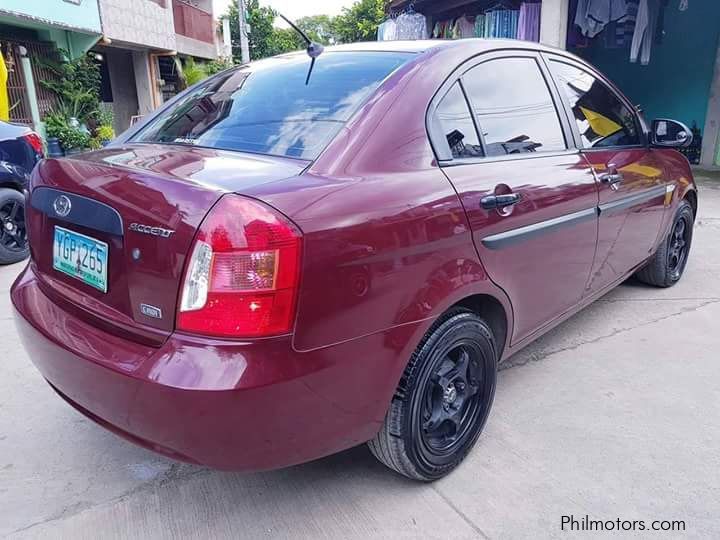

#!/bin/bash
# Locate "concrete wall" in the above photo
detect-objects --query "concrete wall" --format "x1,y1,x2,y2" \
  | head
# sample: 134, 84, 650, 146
105, 48, 140, 134
0, 0, 101, 33
132, 50, 155, 116
540, 0, 570, 49
99, 0, 175, 51
701, 41, 720, 166
38, 27, 99, 58
188, 0, 213, 14
176, 34, 216, 60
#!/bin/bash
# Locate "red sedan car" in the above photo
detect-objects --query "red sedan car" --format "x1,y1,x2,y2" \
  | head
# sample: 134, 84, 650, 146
12, 40, 696, 481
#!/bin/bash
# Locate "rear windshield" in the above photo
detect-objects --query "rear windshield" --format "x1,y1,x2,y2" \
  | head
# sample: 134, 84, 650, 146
132, 51, 413, 160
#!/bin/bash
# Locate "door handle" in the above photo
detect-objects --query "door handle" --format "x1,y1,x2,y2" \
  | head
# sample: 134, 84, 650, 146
599, 172, 623, 185
480, 193, 522, 210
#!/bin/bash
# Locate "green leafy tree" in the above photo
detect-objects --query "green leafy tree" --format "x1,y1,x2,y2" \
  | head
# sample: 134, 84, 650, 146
38, 50, 101, 123
220, 0, 388, 62
297, 15, 340, 45
221, 1, 302, 62
206, 58, 235, 75
178, 57, 209, 88
270, 27, 306, 54
334, 0, 387, 43
245, 0, 280, 59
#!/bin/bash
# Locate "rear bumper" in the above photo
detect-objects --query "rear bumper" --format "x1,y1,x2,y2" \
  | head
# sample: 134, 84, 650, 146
11, 265, 409, 471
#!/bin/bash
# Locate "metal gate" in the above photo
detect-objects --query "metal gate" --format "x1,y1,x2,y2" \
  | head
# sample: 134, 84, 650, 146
1, 40, 60, 126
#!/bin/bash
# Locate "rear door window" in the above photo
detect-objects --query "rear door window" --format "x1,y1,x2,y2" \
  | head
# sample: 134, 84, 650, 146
133, 52, 413, 160
462, 57, 567, 156
549, 60, 641, 148
435, 82, 483, 159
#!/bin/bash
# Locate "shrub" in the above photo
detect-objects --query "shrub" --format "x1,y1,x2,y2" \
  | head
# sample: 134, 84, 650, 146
44, 112, 91, 151
206, 58, 234, 76
182, 57, 209, 87
96, 124, 115, 142
38, 50, 101, 125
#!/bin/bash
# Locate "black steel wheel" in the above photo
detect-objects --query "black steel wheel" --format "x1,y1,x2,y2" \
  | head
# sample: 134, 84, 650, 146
418, 342, 486, 459
668, 213, 691, 281
635, 199, 694, 287
0, 188, 29, 265
369, 309, 497, 481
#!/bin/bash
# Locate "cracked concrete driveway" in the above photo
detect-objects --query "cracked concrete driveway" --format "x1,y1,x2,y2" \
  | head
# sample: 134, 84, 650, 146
1, 175, 719, 539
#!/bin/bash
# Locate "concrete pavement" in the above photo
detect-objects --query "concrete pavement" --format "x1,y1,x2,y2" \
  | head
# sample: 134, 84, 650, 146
1, 176, 719, 539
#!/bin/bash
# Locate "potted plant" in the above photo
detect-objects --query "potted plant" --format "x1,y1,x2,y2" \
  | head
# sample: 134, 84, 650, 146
89, 108, 115, 149
39, 50, 104, 155
44, 112, 91, 155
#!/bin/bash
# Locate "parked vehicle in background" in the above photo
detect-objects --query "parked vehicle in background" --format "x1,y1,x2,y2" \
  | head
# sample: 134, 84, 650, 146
11, 40, 697, 481
0, 120, 43, 264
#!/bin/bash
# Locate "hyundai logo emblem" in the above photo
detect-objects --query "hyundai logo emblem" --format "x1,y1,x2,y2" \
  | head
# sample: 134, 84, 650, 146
53, 195, 72, 217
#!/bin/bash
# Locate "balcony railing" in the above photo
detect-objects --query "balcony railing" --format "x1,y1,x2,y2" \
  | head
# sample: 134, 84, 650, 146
172, 0, 214, 44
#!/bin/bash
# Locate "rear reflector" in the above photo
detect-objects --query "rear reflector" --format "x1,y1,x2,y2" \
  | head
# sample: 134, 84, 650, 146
177, 195, 302, 338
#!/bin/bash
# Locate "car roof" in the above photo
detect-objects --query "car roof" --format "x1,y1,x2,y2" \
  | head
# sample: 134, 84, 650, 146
322, 40, 447, 53
320, 39, 565, 55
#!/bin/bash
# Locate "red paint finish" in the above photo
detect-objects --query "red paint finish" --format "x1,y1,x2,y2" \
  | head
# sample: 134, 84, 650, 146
443, 153, 599, 344
12, 265, 426, 470
12, 40, 697, 471
584, 148, 669, 293
26, 146, 306, 344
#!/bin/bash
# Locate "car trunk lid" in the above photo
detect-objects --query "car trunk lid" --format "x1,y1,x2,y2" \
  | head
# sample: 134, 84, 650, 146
27, 143, 308, 345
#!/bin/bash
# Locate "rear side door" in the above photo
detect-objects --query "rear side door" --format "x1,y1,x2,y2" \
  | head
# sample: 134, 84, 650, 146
430, 52, 600, 345
545, 55, 669, 293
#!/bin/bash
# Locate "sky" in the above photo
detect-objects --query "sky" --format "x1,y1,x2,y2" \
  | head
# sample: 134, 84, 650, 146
212, 0, 355, 22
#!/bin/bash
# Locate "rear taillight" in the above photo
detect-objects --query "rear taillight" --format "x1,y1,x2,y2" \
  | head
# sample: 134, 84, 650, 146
23, 132, 44, 157
177, 195, 302, 338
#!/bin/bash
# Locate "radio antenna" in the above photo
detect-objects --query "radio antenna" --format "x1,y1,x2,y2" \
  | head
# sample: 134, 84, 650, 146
277, 13, 324, 85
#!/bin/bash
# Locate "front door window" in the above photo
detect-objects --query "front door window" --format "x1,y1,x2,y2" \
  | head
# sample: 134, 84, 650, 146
549, 61, 641, 149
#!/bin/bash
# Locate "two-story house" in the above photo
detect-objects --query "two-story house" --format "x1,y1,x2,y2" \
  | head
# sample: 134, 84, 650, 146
0, 0, 103, 129
97, 0, 218, 132
1, 0, 218, 134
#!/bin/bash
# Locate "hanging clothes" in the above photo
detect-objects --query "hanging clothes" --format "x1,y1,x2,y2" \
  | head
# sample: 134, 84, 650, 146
568, 0, 590, 47
475, 14, 486, 37
485, 12, 495, 37
517, 3, 541, 42
434, 19, 451, 39
483, 9, 519, 39
377, 18, 398, 41
612, 0, 638, 46
575, 0, 629, 38
630, 0, 660, 65
456, 16, 476, 38
396, 11, 428, 40
654, 0, 669, 45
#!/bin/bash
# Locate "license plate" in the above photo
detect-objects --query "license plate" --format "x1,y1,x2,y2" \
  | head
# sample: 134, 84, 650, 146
53, 226, 108, 293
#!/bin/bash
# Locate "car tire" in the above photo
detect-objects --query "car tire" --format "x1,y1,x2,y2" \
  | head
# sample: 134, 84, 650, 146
368, 309, 497, 481
635, 200, 694, 288
0, 188, 29, 265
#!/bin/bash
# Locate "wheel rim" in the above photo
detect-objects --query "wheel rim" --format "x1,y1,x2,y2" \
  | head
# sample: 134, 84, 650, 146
418, 341, 487, 457
668, 215, 690, 280
0, 199, 27, 252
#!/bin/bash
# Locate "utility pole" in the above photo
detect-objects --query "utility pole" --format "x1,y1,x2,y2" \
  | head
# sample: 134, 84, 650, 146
237, 0, 251, 64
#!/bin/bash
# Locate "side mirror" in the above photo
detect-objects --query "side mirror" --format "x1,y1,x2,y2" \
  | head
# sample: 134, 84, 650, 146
651, 119, 693, 148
